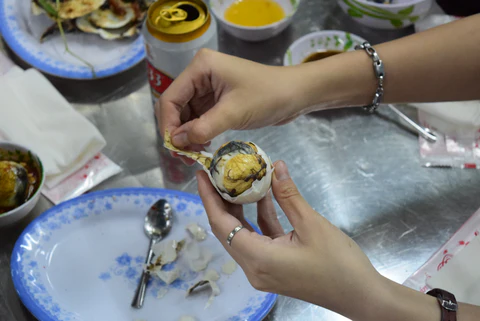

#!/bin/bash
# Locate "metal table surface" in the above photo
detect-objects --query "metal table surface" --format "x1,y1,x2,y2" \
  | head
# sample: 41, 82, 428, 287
2, 1, 480, 321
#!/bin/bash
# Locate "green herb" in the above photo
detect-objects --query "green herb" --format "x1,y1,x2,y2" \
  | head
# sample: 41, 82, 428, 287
37, 0, 58, 17
37, 0, 96, 77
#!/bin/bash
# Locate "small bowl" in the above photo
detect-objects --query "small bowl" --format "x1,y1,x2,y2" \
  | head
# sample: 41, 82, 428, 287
283, 30, 367, 66
337, 0, 433, 30
0, 142, 45, 227
209, 0, 300, 42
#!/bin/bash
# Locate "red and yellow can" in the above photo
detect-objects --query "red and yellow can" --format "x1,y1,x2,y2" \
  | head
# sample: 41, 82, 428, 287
142, 0, 218, 106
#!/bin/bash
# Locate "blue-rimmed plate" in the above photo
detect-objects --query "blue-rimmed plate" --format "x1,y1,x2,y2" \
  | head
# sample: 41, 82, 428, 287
11, 188, 277, 321
0, 0, 145, 79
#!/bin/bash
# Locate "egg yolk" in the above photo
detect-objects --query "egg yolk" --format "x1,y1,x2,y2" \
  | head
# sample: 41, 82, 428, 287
223, 154, 267, 196
224, 0, 286, 27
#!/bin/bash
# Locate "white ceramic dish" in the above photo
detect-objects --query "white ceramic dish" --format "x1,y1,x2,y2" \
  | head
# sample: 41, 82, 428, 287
0, 141, 45, 227
0, 0, 145, 79
337, 0, 433, 30
283, 30, 367, 66
11, 188, 277, 321
210, 0, 300, 42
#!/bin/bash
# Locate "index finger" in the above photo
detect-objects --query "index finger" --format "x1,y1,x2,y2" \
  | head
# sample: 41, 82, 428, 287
157, 53, 210, 139
156, 71, 193, 139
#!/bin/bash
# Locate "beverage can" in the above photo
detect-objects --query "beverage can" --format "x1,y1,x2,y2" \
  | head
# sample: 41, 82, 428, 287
142, 0, 218, 106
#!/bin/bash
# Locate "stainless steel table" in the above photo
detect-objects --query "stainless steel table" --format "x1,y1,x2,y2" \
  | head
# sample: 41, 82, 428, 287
2, 1, 480, 321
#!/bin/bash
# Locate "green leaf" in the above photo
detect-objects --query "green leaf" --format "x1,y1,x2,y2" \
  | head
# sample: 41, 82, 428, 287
344, 39, 353, 51
345, 32, 352, 41
310, 39, 315, 48
390, 19, 403, 28
289, 0, 298, 10
347, 8, 363, 18
287, 49, 292, 66
398, 5, 414, 15
317, 39, 323, 45
333, 35, 342, 47
37, 0, 58, 17
409, 16, 419, 23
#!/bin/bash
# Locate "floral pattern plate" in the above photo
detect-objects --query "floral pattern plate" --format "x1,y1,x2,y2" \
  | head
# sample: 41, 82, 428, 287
11, 188, 277, 321
0, 0, 145, 79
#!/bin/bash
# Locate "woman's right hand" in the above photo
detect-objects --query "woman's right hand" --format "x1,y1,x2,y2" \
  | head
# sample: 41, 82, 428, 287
157, 49, 306, 152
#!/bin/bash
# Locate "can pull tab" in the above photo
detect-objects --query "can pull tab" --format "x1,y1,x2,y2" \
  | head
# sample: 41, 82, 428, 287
159, 7, 188, 22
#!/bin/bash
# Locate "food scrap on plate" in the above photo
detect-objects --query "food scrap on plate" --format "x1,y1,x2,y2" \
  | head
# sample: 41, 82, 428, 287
32, 0, 154, 42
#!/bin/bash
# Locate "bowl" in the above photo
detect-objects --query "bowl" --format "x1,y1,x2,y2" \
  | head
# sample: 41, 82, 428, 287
283, 30, 367, 66
337, 0, 433, 30
209, 0, 300, 42
0, 142, 44, 227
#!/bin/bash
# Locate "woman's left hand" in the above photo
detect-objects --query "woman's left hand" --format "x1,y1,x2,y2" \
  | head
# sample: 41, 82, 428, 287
196, 160, 385, 320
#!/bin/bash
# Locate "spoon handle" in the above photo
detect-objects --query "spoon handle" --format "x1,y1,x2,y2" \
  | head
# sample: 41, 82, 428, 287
131, 238, 156, 308
387, 104, 437, 142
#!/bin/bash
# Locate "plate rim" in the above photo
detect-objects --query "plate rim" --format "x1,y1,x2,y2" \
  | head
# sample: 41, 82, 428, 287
0, 0, 146, 79
10, 187, 278, 321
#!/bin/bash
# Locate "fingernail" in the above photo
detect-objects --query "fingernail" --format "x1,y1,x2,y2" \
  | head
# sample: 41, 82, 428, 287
172, 133, 188, 147
274, 161, 290, 181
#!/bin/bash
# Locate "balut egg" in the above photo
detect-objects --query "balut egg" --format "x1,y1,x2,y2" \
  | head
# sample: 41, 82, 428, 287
0, 161, 28, 209
164, 130, 273, 204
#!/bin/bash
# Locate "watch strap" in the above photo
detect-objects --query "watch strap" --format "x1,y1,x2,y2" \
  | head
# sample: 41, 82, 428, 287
427, 288, 458, 321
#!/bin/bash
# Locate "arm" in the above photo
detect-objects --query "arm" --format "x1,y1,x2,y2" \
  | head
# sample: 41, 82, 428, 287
158, 14, 480, 152
368, 278, 478, 321
295, 14, 480, 110
196, 161, 480, 321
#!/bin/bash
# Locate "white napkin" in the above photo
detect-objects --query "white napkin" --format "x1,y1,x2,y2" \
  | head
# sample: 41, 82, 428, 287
0, 66, 106, 188
427, 236, 480, 305
410, 101, 480, 129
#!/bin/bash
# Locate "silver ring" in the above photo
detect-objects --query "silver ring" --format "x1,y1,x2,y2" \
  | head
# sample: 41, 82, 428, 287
226, 225, 244, 246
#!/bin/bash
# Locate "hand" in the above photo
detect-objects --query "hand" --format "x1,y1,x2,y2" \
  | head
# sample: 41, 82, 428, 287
157, 49, 305, 164
196, 160, 385, 319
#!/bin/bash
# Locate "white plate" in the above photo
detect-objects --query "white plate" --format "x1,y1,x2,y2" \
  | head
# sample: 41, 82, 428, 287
11, 188, 277, 321
0, 0, 145, 79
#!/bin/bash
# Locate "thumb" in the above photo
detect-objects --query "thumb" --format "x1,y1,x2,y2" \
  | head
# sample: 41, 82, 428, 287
171, 102, 237, 147
272, 160, 313, 229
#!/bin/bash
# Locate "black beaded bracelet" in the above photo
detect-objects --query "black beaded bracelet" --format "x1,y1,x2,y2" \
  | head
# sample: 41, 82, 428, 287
354, 41, 385, 113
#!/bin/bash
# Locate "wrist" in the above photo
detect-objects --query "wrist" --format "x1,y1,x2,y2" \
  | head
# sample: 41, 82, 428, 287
288, 50, 378, 113
360, 276, 440, 321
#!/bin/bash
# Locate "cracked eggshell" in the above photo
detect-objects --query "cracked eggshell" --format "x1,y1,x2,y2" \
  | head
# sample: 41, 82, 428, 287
221, 260, 237, 275
184, 242, 213, 272
163, 130, 273, 204
206, 143, 274, 205
186, 222, 207, 241
89, 6, 136, 29
76, 16, 138, 40
154, 268, 181, 285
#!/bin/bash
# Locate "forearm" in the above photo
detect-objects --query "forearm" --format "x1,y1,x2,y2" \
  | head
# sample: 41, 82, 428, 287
358, 276, 479, 321
291, 14, 480, 111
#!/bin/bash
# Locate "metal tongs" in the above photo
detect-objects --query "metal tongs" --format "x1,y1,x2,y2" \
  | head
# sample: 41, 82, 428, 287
387, 104, 437, 143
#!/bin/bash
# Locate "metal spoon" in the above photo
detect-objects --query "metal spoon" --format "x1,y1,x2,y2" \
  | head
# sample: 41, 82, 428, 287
131, 199, 173, 309
0, 161, 29, 208
387, 104, 437, 143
